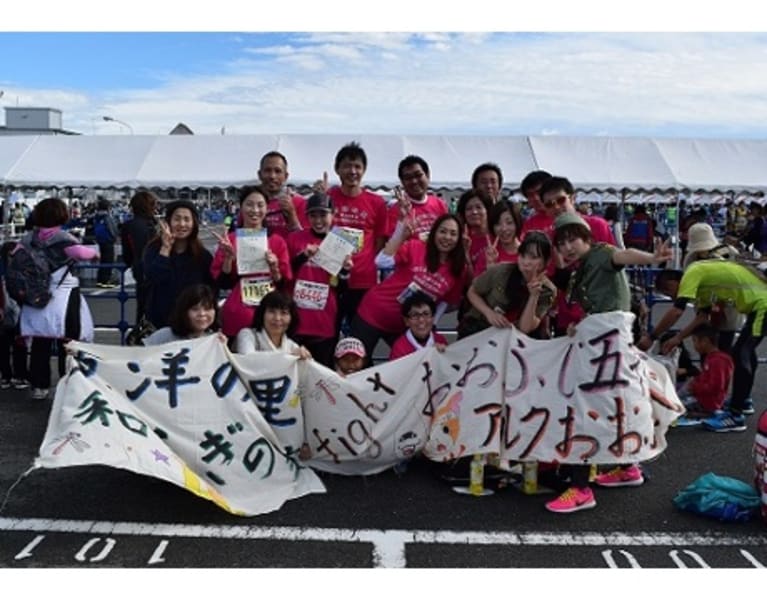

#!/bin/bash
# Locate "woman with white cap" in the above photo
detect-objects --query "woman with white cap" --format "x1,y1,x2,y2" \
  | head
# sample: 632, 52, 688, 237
681, 222, 743, 352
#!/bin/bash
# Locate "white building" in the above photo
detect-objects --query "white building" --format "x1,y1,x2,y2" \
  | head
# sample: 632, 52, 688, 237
0, 107, 78, 136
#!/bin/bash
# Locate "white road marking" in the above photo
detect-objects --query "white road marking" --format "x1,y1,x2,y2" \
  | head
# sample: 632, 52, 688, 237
3, 517, 767, 568
148, 539, 169, 565
13, 535, 45, 560
669, 549, 710, 568
602, 549, 642, 568
740, 549, 766, 568
74, 537, 116, 563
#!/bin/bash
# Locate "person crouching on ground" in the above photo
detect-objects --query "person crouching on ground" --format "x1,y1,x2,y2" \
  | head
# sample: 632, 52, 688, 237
675, 323, 734, 424
334, 336, 367, 377
143, 284, 222, 345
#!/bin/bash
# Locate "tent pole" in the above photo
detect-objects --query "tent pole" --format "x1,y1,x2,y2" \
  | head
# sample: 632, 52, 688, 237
673, 192, 681, 269
1, 185, 10, 242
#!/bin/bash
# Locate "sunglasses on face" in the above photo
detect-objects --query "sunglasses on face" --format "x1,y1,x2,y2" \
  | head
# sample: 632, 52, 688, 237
542, 194, 569, 208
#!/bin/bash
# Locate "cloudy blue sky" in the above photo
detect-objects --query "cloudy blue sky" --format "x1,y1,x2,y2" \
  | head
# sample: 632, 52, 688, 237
2, 3, 766, 138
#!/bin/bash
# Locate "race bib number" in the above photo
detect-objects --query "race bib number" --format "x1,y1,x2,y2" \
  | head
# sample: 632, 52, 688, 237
240, 276, 274, 306
293, 280, 330, 310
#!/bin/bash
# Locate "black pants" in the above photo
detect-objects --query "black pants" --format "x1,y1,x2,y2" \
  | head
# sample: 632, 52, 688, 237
349, 315, 398, 366
337, 288, 367, 336
730, 312, 765, 414
293, 335, 337, 370
97, 242, 115, 284
0, 324, 28, 381
29, 289, 81, 389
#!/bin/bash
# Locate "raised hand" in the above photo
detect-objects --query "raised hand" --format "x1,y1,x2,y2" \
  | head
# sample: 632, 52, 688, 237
484, 234, 499, 265
313, 171, 330, 193
654, 238, 674, 264
212, 228, 234, 258
159, 219, 174, 251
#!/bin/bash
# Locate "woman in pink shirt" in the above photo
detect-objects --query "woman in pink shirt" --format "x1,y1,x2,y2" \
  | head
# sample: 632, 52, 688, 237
210, 185, 292, 340
17, 197, 99, 400
456, 189, 492, 273
351, 213, 469, 361
474, 200, 523, 275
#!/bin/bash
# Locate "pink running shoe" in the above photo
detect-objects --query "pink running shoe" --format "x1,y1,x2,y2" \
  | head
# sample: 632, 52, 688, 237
594, 465, 644, 487
545, 486, 596, 513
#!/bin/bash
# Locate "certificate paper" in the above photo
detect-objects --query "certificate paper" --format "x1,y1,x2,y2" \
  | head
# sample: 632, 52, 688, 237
236, 228, 269, 274
312, 227, 357, 276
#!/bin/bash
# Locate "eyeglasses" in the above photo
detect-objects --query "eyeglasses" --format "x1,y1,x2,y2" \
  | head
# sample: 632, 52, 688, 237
542, 194, 569, 208
407, 310, 433, 320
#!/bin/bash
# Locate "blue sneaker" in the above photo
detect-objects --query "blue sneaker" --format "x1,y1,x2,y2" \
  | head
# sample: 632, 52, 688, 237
723, 397, 755, 415
703, 411, 747, 433
672, 416, 702, 428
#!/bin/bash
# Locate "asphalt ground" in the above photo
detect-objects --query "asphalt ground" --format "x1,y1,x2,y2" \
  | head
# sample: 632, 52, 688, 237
2, 255, 767, 578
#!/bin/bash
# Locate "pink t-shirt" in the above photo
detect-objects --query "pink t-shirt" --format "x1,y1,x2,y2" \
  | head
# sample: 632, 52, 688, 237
264, 194, 309, 240
385, 194, 447, 239
468, 233, 491, 273
357, 240, 468, 335
211, 230, 292, 338
328, 187, 388, 289
473, 244, 518, 276
286, 229, 339, 340
521, 211, 554, 238
389, 330, 448, 361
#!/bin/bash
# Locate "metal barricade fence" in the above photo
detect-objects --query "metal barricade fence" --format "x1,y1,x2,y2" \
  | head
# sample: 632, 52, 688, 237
74, 261, 133, 345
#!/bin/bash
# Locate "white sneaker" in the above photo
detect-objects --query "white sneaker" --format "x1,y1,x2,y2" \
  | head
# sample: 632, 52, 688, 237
0, 379, 11, 390
30, 387, 49, 400
11, 378, 29, 390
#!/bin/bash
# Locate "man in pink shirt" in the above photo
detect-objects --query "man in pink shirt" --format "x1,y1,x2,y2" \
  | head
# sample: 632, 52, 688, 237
258, 151, 309, 240
387, 155, 447, 240
519, 170, 554, 238
323, 142, 389, 331
471, 162, 504, 204
540, 176, 615, 246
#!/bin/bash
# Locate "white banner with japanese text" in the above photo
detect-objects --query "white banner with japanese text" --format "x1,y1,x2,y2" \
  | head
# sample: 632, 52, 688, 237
35, 335, 325, 517
35, 312, 683, 513
301, 311, 683, 473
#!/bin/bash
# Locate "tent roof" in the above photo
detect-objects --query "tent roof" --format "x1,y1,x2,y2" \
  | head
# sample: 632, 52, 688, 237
0, 134, 765, 192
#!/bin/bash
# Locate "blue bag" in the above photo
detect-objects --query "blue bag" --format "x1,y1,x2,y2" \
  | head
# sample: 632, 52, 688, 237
673, 472, 760, 522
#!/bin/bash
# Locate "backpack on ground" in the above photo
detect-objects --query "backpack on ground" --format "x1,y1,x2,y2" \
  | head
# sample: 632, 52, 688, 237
5, 233, 70, 308
94, 213, 114, 244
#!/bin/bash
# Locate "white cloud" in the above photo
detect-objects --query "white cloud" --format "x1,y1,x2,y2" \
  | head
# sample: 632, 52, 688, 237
21, 32, 767, 138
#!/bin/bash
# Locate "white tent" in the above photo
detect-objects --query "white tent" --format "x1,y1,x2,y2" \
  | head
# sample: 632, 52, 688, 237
0, 134, 765, 193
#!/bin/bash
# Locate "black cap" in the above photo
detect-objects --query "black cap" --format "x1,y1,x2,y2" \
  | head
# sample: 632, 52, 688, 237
164, 200, 198, 220
306, 192, 333, 214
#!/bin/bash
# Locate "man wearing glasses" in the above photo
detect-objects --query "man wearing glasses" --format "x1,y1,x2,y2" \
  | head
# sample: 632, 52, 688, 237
388, 291, 448, 361
519, 170, 554, 238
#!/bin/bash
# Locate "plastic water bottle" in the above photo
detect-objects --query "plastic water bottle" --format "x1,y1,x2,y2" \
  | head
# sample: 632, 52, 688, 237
753, 409, 767, 524
523, 461, 538, 494
469, 454, 484, 496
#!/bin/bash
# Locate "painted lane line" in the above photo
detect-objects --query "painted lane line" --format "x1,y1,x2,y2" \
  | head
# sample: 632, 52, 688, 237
739, 549, 766, 568
602, 549, 642, 568
669, 549, 710, 568
14, 535, 45, 560
4, 518, 767, 568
